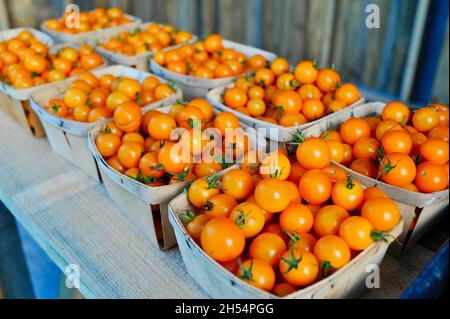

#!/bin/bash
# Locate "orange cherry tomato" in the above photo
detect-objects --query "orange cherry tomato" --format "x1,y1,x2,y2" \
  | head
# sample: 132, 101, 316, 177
255, 179, 291, 213
299, 170, 332, 205
280, 204, 314, 234
296, 137, 330, 170
313, 205, 349, 237
314, 235, 351, 270
361, 198, 401, 232
279, 249, 319, 287
201, 217, 245, 262
236, 259, 275, 291
339, 216, 375, 251
229, 202, 265, 238
415, 162, 449, 193
222, 169, 255, 201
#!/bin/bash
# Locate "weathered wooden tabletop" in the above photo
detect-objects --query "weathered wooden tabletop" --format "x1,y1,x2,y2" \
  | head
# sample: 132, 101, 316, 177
0, 109, 439, 299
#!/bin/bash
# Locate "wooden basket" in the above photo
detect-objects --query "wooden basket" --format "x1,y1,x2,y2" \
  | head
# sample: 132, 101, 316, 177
168, 192, 402, 299
89, 22, 198, 71
150, 39, 277, 100
0, 27, 54, 138
303, 101, 450, 256
30, 65, 183, 182
87, 105, 267, 250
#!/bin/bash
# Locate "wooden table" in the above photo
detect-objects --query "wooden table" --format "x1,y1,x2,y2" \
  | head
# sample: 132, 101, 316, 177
0, 110, 440, 299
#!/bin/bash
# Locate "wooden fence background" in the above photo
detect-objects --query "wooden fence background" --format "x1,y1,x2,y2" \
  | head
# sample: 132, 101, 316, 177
2, 0, 449, 104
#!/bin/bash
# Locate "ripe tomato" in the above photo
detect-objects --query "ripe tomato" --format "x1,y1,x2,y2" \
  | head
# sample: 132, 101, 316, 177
158, 142, 191, 174
204, 194, 237, 218
204, 34, 223, 53
280, 204, 314, 234
24, 54, 48, 73
428, 126, 449, 143
117, 142, 143, 168
334, 83, 360, 105
279, 249, 319, 287
103, 153, 125, 173
271, 57, 290, 76
80, 53, 103, 70
276, 73, 298, 91
299, 170, 332, 205
229, 202, 265, 238
321, 130, 343, 142
339, 216, 375, 251
249, 233, 287, 267
176, 106, 205, 129
381, 101, 411, 124
236, 259, 275, 291
288, 162, 308, 184
420, 138, 449, 165
415, 162, 449, 193
188, 98, 214, 120
316, 68, 341, 92
114, 101, 142, 132
272, 282, 298, 297
154, 83, 175, 101
279, 113, 307, 127
213, 112, 240, 135
340, 118, 371, 145
46, 98, 69, 117
322, 165, 347, 182
296, 137, 330, 170
378, 153, 416, 187
350, 158, 378, 179
96, 133, 121, 157
375, 119, 403, 141
363, 186, 389, 201
64, 87, 88, 108
314, 235, 351, 270
201, 217, 245, 262
326, 140, 345, 163
297, 84, 323, 100
273, 91, 303, 114
147, 113, 177, 140
255, 179, 291, 213
139, 152, 164, 178
222, 169, 255, 201
194, 161, 223, 178
260, 152, 291, 180
122, 132, 144, 146
327, 100, 348, 114
432, 103, 449, 126
302, 99, 325, 121
246, 98, 266, 117
382, 130, 413, 154
412, 107, 440, 133
181, 212, 211, 242
254, 68, 275, 87
361, 198, 401, 232
353, 137, 380, 160
294, 60, 318, 84
188, 176, 221, 208
314, 205, 349, 237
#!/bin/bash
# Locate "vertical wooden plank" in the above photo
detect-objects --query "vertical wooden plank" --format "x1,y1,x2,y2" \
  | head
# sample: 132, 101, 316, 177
305, 0, 336, 65
130, 0, 153, 22
201, 0, 216, 36
0, 0, 10, 30
0, 202, 35, 299
431, 21, 449, 104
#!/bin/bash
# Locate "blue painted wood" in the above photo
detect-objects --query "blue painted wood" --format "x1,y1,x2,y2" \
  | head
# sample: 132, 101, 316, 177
378, 0, 400, 90
401, 242, 449, 299
253, 0, 264, 48
412, 0, 449, 103
178, 0, 189, 30
213, 0, 220, 34
195, 0, 203, 37
0, 201, 35, 298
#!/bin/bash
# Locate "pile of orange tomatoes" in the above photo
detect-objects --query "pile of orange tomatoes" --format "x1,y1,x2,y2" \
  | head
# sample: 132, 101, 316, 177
0, 31, 104, 89
44, 7, 132, 34
318, 102, 449, 194
222, 59, 361, 127
100, 23, 193, 56
94, 98, 253, 186
152, 34, 269, 79
43, 71, 175, 123
182, 142, 401, 295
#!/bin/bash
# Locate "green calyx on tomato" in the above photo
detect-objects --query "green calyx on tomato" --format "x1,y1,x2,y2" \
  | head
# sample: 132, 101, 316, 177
280, 248, 302, 274
319, 261, 336, 279
237, 258, 254, 281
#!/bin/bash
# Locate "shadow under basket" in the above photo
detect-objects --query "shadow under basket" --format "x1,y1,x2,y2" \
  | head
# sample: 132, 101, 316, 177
0, 91, 45, 138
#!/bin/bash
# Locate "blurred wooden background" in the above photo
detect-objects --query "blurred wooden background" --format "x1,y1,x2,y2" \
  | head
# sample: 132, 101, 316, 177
2, 0, 449, 104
